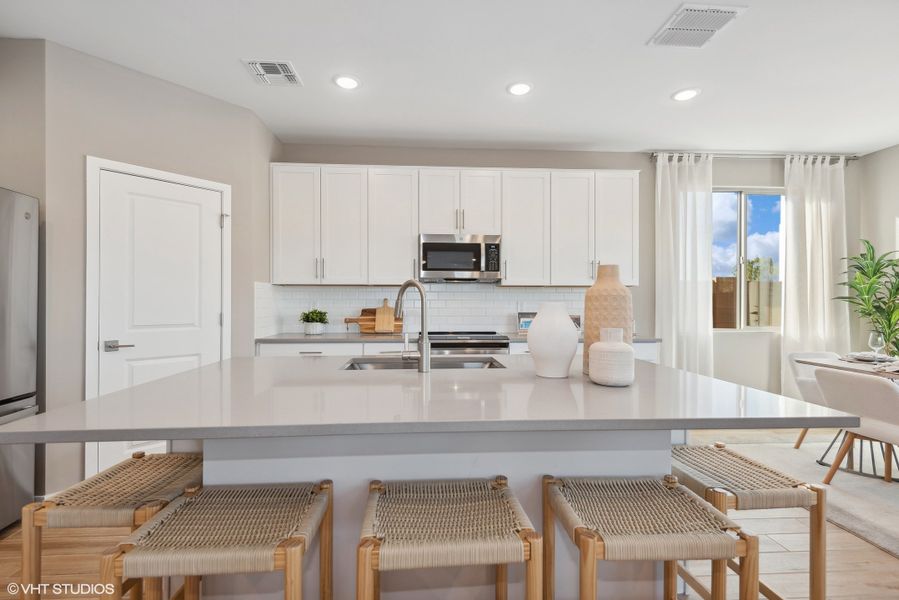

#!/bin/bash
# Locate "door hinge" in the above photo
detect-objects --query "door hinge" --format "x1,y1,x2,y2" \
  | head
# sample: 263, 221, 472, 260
220, 213, 230, 228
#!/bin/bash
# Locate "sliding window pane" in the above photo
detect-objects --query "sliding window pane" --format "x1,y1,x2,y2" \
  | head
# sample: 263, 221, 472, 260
712, 191, 739, 328
745, 194, 783, 327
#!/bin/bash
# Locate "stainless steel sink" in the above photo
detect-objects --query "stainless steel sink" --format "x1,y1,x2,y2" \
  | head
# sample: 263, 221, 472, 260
340, 356, 506, 371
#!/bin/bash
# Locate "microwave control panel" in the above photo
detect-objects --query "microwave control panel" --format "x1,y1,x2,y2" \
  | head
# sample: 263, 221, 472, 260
485, 243, 501, 272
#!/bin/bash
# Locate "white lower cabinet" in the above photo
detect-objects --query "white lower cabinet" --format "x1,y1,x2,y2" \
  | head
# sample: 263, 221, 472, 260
255, 343, 364, 357
513, 341, 659, 363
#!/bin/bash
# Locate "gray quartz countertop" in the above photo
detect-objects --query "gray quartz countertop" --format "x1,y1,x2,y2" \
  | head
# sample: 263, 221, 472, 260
256, 332, 662, 344
0, 356, 855, 444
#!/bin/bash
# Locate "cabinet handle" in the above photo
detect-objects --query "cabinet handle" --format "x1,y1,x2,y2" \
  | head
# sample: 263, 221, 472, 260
298, 351, 323, 355
314, 258, 319, 279
455, 208, 459, 230
503, 260, 508, 280
461, 209, 465, 230
412, 258, 417, 277
321, 257, 325, 280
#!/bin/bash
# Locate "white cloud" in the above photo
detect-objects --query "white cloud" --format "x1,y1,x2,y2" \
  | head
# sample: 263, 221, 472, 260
713, 194, 738, 239
747, 230, 780, 261
713, 242, 737, 276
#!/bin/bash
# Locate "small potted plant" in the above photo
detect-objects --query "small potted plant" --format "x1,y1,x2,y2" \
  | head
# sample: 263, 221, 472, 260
300, 309, 328, 336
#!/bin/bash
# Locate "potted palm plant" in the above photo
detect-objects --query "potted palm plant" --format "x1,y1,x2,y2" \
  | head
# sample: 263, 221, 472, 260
837, 240, 899, 356
300, 309, 328, 336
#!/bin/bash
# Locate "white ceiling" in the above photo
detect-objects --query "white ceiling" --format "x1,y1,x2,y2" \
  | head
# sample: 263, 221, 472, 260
2, 0, 899, 154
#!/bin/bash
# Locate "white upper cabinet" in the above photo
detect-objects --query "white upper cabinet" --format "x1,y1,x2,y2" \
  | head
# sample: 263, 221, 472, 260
551, 171, 595, 286
368, 168, 419, 284
320, 167, 368, 284
501, 171, 551, 285
271, 165, 320, 284
419, 169, 460, 234
595, 170, 639, 286
460, 170, 502, 235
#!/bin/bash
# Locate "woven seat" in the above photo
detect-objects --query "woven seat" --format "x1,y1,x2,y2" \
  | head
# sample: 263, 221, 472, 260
672, 444, 816, 510
101, 482, 333, 600
543, 475, 759, 600
357, 476, 542, 600
671, 443, 826, 600
21, 452, 202, 600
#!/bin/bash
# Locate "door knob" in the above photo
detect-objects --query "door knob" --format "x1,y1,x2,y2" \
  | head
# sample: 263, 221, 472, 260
103, 340, 135, 352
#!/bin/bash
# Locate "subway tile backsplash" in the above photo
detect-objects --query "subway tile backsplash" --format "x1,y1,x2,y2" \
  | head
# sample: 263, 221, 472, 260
255, 282, 587, 336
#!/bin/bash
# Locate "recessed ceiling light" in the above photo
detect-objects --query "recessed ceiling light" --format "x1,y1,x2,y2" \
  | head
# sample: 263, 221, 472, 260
672, 88, 701, 102
334, 75, 360, 90
507, 82, 532, 96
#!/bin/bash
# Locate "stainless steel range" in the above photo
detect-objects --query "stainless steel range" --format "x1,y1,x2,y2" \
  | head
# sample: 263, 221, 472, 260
421, 331, 510, 355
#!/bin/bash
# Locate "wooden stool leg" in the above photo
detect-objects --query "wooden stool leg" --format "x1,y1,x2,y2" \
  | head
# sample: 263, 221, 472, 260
542, 476, 556, 600
319, 481, 333, 600
884, 444, 894, 482
524, 532, 542, 600
663, 561, 677, 600
576, 528, 597, 600
143, 578, 162, 600
184, 576, 201, 600
707, 490, 729, 600
283, 538, 305, 600
129, 582, 143, 600
738, 534, 759, 600
809, 486, 826, 600
824, 432, 855, 484
794, 428, 809, 449
356, 539, 377, 600
21, 503, 42, 600
100, 551, 123, 600
495, 565, 508, 600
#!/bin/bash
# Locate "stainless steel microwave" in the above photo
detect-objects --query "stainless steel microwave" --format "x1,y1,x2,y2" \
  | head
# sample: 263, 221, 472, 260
419, 234, 501, 282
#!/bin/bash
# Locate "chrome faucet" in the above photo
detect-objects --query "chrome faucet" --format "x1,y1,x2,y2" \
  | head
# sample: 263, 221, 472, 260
395, 279, 430, 373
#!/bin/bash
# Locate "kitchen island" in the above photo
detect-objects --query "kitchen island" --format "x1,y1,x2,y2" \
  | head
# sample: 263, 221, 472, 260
0, 356, 857, 600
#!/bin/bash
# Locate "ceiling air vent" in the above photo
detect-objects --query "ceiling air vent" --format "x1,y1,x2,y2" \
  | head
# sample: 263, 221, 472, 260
649, 4, 746, 48
244, 60, 302, 86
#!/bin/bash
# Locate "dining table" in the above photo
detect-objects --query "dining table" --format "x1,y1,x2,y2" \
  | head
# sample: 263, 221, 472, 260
795, 356, 899, 380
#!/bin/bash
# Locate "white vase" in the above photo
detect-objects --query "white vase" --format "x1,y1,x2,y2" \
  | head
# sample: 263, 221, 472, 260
527, 302, 578, 378
304, 322, 325, 335
588, 328, 635, 386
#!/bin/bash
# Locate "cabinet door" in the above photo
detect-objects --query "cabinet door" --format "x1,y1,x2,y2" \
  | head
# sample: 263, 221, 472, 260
595, 170, 640, 286
271, 165, 320, 284
461, 170, 502, 234
257, 343, 364, 356
501, 171, 551, 285
320, 167, 368, 284
551, 171, 595, 285
368, 168, 419, 284
419, 169, 460, 234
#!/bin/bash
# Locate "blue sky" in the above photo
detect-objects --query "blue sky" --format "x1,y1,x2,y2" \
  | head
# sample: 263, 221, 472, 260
712, 192, 782, 277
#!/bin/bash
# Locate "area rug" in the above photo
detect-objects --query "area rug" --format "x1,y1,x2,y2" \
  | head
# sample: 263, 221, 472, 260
690, 431, 899, 558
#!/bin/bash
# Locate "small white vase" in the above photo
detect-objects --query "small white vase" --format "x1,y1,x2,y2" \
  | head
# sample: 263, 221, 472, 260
527, 302, 578, 378
588, 328, 635, 386
304, 322, 325, 335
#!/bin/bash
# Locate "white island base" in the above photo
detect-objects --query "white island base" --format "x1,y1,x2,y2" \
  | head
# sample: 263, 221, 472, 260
201, 429, 672, 600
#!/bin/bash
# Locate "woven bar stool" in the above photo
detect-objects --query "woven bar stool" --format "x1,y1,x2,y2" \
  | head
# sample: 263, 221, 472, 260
356, 476, 542, 600
542, 475, 759, 600
100, 481, 333, 600
672, 443, 826, 600
21, 451, 202, 599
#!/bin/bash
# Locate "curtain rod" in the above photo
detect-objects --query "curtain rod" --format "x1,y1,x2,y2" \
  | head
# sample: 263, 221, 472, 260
649, 151, 860, 161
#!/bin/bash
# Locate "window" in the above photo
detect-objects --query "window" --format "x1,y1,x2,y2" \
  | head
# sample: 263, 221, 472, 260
712, 190, 784, 329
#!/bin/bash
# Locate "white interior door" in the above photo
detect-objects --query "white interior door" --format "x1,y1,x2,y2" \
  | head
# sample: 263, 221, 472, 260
93, 169, 226, 471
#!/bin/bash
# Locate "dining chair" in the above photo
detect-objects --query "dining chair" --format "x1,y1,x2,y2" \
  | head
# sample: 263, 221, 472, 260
815, 368, 899, 483
788, 352, 840, 449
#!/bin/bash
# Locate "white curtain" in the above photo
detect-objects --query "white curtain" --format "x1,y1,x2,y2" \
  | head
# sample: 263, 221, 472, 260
782, 155, 850, 397
655, 153, 715, 375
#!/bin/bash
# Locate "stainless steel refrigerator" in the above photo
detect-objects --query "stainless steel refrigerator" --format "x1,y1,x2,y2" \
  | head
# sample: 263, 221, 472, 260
0, 187, 38, 529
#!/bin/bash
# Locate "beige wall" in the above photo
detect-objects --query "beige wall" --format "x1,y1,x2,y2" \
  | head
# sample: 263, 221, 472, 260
278, 144, 657, 335
0, 40, 283, 493
859, 143, 899, 252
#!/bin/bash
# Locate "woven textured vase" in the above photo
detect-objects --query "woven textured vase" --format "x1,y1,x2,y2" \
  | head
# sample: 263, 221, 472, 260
588, 328, 635, 386
583, 264, 633, 374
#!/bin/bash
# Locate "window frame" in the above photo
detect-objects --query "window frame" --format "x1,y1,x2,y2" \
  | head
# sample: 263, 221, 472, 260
712, 186, 784, 332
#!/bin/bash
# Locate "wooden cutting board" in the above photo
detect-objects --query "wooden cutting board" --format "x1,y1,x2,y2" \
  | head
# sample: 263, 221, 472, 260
374, 299, 395, 333
344, 305, 403, 334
